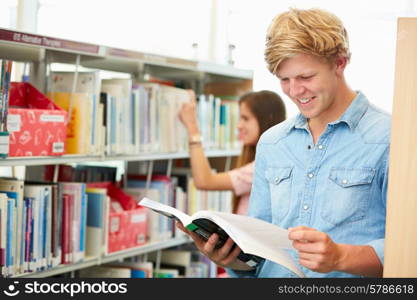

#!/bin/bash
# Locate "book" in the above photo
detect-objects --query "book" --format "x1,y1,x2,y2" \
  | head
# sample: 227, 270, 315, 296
0, 178, 24, 276
85, 188, 108, 257
47, 92, 91, 154
48, 71, 100, 154
139, 197, 305, 277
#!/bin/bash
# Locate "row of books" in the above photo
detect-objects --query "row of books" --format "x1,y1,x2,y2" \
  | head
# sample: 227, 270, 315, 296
0, 60, 12, 135
197, 94, 240, 150
125, 170, 233, 243
0, 178, 86, 277
40, 163, 232, 242
1, 163, 232, 277
41, 163, 232, 243
46, 71, 241, 156
0, 177, 147, 278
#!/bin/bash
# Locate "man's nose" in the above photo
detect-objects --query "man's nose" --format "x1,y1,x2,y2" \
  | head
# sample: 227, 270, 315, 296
289, 80, 305, 98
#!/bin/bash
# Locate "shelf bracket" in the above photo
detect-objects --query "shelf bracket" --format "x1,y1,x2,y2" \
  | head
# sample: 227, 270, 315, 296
145, 160, 154, 190
225, 156, 232, 172
122, 160, 128, 188
155, 250, 162, 275
53, 164, 59, 183
166, 159, 173, 178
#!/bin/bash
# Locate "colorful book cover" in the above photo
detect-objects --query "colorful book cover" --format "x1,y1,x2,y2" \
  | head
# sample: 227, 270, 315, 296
47, 92, 90, 154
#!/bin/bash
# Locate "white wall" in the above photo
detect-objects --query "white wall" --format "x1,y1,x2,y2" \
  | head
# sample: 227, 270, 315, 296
228, 0, 416, 117
34, 0, 417, 117
0, 0, 17, 29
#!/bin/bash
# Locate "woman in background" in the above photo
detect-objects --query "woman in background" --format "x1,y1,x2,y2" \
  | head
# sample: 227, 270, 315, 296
179, 90, 286, 214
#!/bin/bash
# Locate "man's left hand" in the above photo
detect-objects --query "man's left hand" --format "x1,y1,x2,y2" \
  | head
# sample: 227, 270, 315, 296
288, 226, 344, 273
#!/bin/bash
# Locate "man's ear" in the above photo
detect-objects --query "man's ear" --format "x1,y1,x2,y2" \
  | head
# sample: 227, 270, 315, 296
334, 55, 348, 76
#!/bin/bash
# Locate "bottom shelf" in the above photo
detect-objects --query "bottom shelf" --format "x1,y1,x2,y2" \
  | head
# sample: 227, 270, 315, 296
13, 235, 191, 278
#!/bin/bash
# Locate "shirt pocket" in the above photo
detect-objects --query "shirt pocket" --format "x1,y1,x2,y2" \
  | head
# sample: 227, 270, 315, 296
321, 167, 376, 226
265, 167, 293, 222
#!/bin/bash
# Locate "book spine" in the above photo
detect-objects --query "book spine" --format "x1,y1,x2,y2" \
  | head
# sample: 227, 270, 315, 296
24, 198, 32, 273
19, 196, 27, 274
6, 199, 13, 277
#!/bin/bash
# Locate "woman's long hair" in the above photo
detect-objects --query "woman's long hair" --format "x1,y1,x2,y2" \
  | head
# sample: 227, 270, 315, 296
232, 90, 286, 212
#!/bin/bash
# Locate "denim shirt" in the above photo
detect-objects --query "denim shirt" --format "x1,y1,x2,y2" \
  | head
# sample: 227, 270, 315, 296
228, 92, 391, 278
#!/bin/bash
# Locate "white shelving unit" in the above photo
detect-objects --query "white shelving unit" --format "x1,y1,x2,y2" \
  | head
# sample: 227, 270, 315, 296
0, 27, 252, 278
14, 236, 191, 278
0, 149, 241, 166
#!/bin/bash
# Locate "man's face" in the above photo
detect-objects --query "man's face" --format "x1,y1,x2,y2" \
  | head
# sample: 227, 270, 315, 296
276, 53, 342, 122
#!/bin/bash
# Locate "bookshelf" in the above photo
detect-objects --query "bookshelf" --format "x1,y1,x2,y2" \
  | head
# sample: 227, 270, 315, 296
0, 149, 241, 167
14, 236, 191, 278
0, 28, 252, 91
0, 27, 252, 278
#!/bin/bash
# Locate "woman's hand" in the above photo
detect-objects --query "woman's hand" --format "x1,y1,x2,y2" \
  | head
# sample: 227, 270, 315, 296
179, 90, 199, 134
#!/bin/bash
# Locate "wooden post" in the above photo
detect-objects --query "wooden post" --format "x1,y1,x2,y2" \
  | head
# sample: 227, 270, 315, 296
384, 18, 417, 277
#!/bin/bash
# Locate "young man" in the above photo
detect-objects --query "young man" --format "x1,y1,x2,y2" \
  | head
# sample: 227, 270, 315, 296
178, 8, 390, 277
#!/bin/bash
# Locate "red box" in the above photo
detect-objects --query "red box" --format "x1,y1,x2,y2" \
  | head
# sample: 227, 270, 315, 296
87, 182, 148, 253
8, 82, 68, 156
107, 206, 147, 253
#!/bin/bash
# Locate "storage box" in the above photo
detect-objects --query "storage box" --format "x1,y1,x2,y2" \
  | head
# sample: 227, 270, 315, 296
8, 82, 67, 156
87, 182, 147, 253
107, 206, 147, 253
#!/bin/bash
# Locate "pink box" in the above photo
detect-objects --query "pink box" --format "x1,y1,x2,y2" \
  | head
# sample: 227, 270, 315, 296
86, 182, 148, 253
8, 82, 68, 156
107, 206, 147, 253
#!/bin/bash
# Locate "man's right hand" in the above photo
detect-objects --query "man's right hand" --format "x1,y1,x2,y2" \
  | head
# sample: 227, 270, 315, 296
176, 222, 254, 271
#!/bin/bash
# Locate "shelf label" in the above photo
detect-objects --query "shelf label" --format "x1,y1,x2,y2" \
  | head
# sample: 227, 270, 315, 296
0, 28, 100, 55
7, 114, 21, 132
40, 114, 65, 123
131, 214, 146, 223
52, 142, 65, 153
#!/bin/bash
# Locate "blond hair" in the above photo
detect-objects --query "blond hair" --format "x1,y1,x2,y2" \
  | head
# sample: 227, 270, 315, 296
265, 8, 351, 74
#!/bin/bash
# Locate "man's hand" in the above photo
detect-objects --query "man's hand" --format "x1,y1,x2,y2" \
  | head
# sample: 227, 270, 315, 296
288, 226, 343, 273
176, 222, 253, 271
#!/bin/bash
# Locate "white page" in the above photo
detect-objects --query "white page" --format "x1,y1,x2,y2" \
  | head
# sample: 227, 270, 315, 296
140, 197, 192, 226
193, 210, 305, 277
140, 198, 305, 277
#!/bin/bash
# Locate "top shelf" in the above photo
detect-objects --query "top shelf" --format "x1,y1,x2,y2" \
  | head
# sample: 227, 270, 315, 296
0, 28, 253, 81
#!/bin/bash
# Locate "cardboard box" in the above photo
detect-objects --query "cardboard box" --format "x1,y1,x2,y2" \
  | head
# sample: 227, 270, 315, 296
8, 82, 68, 156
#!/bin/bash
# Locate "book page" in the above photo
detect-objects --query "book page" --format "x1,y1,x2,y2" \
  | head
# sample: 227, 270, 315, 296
139, 198, 192, 226
140, 198, 304, 277
193, 210, 305, 277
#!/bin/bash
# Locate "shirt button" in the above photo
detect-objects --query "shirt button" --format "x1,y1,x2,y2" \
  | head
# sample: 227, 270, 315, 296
303, 205, 309, 210
342, 179, 348, 184
307, 173, 314, 178
318, 144, 324, 150
275, 177, 280, 184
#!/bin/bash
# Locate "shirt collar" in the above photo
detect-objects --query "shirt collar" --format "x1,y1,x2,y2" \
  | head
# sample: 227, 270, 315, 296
329, 91, 369, 130
287, 91, 369, 133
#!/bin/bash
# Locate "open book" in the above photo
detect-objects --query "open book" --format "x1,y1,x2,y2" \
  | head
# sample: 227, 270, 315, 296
139, 198, 305, 277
